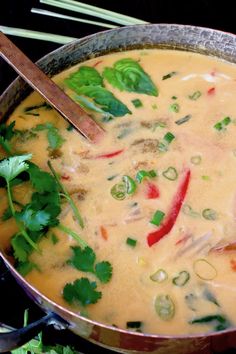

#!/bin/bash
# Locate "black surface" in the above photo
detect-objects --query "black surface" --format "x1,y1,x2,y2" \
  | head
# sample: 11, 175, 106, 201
1, 1, 236, 353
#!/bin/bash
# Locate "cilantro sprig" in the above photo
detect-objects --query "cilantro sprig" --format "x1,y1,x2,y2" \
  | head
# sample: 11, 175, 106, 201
48, 161, 84, 229
68, 246, 112, 283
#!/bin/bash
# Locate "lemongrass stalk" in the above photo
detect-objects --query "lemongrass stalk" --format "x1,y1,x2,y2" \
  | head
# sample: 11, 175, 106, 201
40, 0, 148, 26
0, 26, 76, 44
31, 8, 118, 29
57, 0, 148, 24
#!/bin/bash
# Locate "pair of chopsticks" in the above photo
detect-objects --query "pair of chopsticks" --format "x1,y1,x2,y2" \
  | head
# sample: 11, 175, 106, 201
0, 0, 148, 44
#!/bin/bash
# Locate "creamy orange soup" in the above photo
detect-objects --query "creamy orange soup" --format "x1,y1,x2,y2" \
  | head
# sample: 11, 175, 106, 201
1, 49, 236, 335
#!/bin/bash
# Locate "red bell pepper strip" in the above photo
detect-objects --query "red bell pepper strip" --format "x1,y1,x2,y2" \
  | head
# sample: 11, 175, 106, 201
207, 87, 215, 95
96, 149, 124, 159
147, 168, 191, 247
145, 182, 160, 199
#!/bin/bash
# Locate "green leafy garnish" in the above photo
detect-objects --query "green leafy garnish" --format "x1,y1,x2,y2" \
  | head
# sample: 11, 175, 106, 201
33, 123, 65, 150
0, 154, 32, 182
64, 66, 130, 118
0, 121, 16, 155
63, 277, 102, 306
65, 66, 103, 88
68, 246, 112, 283
103, 58, 158, 96
24, 102, 52, 112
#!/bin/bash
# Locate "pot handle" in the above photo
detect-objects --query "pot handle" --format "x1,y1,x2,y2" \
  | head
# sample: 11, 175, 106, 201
0, 312, 68, 353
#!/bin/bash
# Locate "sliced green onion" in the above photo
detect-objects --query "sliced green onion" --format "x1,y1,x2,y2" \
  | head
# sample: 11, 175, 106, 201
158, 132, 175, 152
164, 132, 175, 144
193, 259, 217, 280
169, 103, 180, 113
182, 204, 200, 218
136, 169, 157, 183
214, 116, 231, 131
132, 99, 143, 108
175, 114, 192, 125
162, 167, 178, 181
202, 208, 218, 220
188, 91, 202, 100
191, 155, 202, 165
126, 321, 143, 329
172, 271, 190, 287
111, 183, 126, 200
155, 294, 175, 321
150, 269, 168, 283
162, 71, 177, 80
171, 96, 177, 100
150, 210, 165, 226
122, 175, 137, 195
152, 104, 158, 110
51, 233, 59, 245
126, 237, 137, 247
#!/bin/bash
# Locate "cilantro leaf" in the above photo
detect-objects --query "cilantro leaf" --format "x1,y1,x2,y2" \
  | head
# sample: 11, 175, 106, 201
65, 66, 103, 88
0, 121, 15, 155
16, 206, 51, 232
69, 246, 96, 273
0, 154, 32, 182
11, 234, 33, 262
63, 277, 102, 306
31, 192, 61, 223
16, 261, 38, 276
103, 58, 158, 96
95, 261, 113, 283
1, 205, 12, 221
28, 163, 58, 193
75, 86, 131, 117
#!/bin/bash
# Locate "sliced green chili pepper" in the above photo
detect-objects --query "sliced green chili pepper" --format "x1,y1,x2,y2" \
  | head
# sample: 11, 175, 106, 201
202, 208, 218, 220
182, 204, 200, 218
110, 183, 126, 200
191, 155, 202, 165
122, 175, 137, 195
136, 169, 157, 183
162, 167, 178, 181
150, 269, 168, 283
172, 271, 190, 287
155, 294, 175, 321
193, 259, 217, 280
188, 91, 202, 100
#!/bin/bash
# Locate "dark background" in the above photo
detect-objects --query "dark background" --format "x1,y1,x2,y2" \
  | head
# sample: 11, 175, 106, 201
1, 0, 236, 353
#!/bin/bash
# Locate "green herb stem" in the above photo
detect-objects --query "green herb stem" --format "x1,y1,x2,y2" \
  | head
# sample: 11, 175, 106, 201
48, 161, 84, 228
6, 181, 39, 251
57, 223, 88, 248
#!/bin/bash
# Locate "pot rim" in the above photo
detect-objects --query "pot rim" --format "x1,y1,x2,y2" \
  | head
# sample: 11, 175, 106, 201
1, 22, 236, 341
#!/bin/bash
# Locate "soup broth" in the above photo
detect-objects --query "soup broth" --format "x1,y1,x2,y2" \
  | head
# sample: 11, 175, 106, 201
1, 49, 236, 335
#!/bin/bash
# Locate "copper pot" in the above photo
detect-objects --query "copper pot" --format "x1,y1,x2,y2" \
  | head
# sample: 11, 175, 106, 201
1, 24, 236, 354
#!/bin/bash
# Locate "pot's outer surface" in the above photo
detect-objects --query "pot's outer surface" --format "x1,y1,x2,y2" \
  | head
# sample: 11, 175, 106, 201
1, 24, 236, 353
